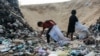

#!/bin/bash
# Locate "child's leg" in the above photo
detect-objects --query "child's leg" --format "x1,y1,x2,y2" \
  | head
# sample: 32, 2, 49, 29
66, 32, 69, 37
71, 33, 74, 40
46, 28, 52, 43
46, 34, 50, 43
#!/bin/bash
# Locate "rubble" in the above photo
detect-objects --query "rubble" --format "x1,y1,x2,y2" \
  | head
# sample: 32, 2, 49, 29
0, 0, 100, 56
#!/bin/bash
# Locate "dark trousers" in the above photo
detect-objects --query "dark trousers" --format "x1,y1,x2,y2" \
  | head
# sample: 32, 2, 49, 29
67, 32, 74, 40
46, 27, 57, 43
46, 27, 52, 43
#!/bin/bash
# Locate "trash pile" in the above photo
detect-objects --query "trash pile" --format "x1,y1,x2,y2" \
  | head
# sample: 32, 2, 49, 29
0, 0, 100, 56
69, 18, 100, 56
0, 0, 34, 39
89, 17, 100, 37
0, 0, 38, 55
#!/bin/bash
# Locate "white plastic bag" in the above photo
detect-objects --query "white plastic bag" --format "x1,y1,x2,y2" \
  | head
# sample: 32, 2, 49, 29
49, 25, 70, 46
85, 51, 95, 56
49, 25, 68, 41
0, 45, 10, 52
75, 22, 89, 39
75, 22, 88, 32
48, 52, 58, 56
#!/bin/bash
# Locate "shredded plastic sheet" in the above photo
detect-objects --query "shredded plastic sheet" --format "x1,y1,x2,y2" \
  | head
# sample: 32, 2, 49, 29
75, 22, 88, 32
48, 52, 58, 56
85, 51, 95, 56
0, 45, 10, 52
49, 25, 70, 46
75, 22, 89, 39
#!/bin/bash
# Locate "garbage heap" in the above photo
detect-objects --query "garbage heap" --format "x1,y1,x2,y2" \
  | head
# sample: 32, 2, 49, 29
0, 0, 35, 39
0, 0, 35, 56
70, 18, 100, 56
0, 0, 100, 56
69, 18, 100, 56
89, 17, 100, 37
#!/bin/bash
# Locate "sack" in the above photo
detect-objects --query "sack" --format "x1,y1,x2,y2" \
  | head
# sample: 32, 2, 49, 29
75, 22, 88, 32
75, 22, 89, 39
49, 25, 70, 46
49, 25, 66, 41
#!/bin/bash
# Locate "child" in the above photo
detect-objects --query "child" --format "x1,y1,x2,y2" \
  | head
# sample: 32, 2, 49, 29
37, 20, 56, 43
67, 10, 78, 40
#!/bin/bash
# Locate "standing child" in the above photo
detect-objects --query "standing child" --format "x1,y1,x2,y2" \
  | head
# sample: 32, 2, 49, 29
67, 10, 78, 40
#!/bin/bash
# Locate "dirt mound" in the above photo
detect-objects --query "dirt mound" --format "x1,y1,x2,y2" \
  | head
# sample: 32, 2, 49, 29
20, 0, 100, 31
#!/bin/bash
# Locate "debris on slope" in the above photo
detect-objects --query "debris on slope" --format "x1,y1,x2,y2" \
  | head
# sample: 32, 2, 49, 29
0, 0, 35, 39
0, 0, 100, 56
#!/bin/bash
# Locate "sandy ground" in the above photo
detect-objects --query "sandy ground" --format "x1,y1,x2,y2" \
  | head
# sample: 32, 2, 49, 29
20, 0, 100, 31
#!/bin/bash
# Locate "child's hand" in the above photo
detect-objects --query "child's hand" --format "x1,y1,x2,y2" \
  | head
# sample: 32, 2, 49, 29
38, 34, 42, 37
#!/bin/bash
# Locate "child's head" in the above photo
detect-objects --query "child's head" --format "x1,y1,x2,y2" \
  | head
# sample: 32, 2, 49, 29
37, 21, 43, 27
71, 9, 76, 15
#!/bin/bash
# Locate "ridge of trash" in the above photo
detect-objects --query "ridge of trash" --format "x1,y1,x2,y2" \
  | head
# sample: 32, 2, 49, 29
0, 0, 100, 56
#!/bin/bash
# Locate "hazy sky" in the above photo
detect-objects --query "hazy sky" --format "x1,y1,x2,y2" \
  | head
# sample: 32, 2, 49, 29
18, 0, 71, 5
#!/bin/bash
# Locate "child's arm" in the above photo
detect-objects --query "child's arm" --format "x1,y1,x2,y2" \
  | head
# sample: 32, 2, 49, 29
39, 28, 45, 37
